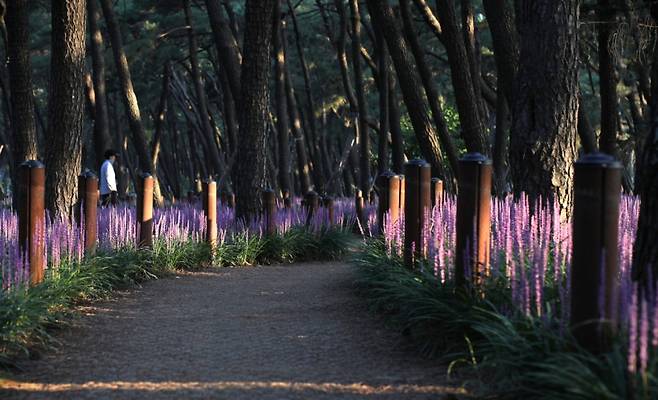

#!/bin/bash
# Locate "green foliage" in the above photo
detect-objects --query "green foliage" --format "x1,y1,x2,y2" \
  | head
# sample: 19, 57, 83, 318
0, 228, 354, 368
352, 240, 654, 399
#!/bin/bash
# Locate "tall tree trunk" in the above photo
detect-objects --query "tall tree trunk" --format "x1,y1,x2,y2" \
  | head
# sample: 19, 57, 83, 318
204, 0, 242, 103
365, 0, 447, 179
234, 0, 276, 219
99, 0, 152, 175
597, 0, 619, 157
350, 0, 371, 194
184, 0, 224, 178
375, 25, 389, 174
432, 0, 487, 154
510, 0, 579, 212
44, 0, 86, 218
273, 2, 292, 197
6, 0, 38, 165
87, 0, 112, 168
150, 63, 171, 186
400, 0, 458, 178
631, 4, 658, 287
388, 73, 405, 174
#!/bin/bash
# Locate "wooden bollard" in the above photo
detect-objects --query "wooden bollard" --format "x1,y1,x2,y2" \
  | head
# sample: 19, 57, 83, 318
455, 153, 492, 288
282, 190, 292, 208
399, 175, 406, 213
262, 189, 276, 235
77, 170, 99, 253
202, 180, 218, 247
322, 196, 334, 226
570, 153, 622, 353
431, 178, 444, 208
304, 190, 319, 225
376, 171, 400, 234
17, 160, 46, 285
403, 160, 431, 268
136, 173, 154, 248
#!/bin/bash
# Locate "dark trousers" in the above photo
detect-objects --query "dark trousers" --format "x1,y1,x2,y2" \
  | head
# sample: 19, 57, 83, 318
101, 191, 118, 206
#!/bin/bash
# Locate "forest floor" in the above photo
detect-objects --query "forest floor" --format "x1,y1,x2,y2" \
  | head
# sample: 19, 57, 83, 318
0, 262, 470, 399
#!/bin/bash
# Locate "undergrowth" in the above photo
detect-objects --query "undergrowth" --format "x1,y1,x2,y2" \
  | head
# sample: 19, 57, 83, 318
353, 240, 656, 400
0, 227, 353, 368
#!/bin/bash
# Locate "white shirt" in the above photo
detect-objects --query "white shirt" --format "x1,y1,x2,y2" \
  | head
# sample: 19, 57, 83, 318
100, 159, 117, 195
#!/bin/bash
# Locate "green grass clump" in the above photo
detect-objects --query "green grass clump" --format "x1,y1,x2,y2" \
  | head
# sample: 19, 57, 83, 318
352, 239, 656, 400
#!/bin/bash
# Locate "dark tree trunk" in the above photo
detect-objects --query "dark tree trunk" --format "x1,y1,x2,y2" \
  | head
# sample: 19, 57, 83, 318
400, 0, 458, 179
365, 0, 447, 179
99, 0, 153, 175
6, 0, 39, 165
388, 73, 405, 174
510, 0, 579, 212
577, 92, 598, 154
204, 0, 242, 103
631, 4, 658, 287
597, 0, 619, 157
433, 0, 487, 154
44, 0, 86, 218
350, 0, 371, 195
150, 64, 171, 185
375, 25, 389, 174
273, 3, 292, 197
184, 0, 224, 178
234, 0, 276, 220
87, 0, 112, 168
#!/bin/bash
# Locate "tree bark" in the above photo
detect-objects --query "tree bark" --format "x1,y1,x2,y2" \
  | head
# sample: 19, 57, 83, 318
365, 0, 446, 179
204, 0, 242, 103
510, 0, 579, 212
6, 0, 39, 165
44, 0, 86, 218
184, 0, 224, 178
150, 63, 171, 187
99, 0, 153, 175
350, 0, 371, 194
631, 4, 658, 287
234, 0, 276, 220
273, 3, 292, 197
597, 0, 619, 157
87, 0, 112, 168
375, 25, 389, 174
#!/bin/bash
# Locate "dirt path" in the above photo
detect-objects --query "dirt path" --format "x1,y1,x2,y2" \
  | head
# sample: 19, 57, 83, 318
1, 262, 468, 399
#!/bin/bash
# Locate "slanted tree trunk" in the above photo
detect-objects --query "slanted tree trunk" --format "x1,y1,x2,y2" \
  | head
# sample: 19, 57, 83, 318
375, 25, 389, 174
432, 0, 487, 154
87, 0, 112, 168
388, 73, 405, 174
150, 63, 171, 187
631, 3, 658, 288
204, 0, 242, 103
273, 2, 292, 197
510, 0, 579, 212
597, 0, 619, 157
365, 0, 447, 179
400, 0, 458, 179
183, 0, 224, 178
6, 0, 38, 165
350, 0, 371, 195
44, 0, 86, 218
234, 0, 276, 220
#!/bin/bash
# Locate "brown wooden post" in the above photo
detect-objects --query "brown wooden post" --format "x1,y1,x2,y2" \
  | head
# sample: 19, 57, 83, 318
262, 189, 277, 235
17, 160, 46, 285
376, 171, 394, 234
282, 189, 292, 208
403, 160, 431, 268
399, 175, 406, 213
203, 180, 218, 247
455, 153, 492, 288
136, 173, 154, 248
570, 153, 622, 353
322, 196, 334, 226
304, 190, 319, 225
431, 178, 444, 208
77, 171, 99, 253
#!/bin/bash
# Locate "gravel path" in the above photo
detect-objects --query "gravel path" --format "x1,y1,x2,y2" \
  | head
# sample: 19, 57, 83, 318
1, 262, 469, 399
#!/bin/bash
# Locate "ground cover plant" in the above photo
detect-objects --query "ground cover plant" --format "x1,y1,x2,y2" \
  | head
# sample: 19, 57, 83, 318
354, 195, 651, 399
0, 200, 366, 368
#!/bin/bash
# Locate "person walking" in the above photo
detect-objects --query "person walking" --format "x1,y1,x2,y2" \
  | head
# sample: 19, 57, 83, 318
100, 149, 119, 206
